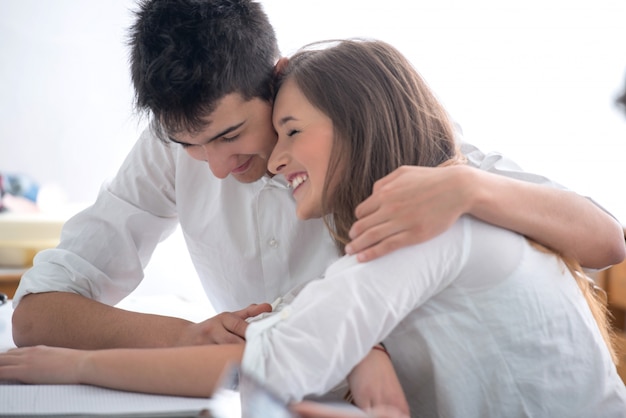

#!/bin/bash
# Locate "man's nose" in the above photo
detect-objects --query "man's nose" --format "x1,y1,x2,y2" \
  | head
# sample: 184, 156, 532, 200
186, 144, 235, 179
205, 147, 235, 179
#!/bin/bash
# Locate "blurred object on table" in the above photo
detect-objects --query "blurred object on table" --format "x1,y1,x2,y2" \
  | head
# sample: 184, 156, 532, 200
0, 171, 40, 213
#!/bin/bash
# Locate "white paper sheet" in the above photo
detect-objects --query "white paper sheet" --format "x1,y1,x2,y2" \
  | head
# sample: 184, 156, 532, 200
0, 384, 241, 417
0, 302, 237, 417
0, 303, 15, 351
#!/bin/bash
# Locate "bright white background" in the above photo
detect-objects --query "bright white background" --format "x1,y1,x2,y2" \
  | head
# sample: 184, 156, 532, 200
1, 0, 625, 299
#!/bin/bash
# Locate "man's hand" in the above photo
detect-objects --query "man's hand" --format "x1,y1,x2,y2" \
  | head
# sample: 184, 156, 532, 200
346, 348, 409, 416
176, 303, 272, 346
346, 165, 472, 262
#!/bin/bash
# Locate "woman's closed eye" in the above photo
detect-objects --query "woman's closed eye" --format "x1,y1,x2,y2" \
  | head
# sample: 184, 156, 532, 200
287, 129, 300, 137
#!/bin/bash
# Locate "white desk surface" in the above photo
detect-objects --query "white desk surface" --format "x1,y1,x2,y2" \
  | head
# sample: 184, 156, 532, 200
0, 298, 238, 417
0, 301, 15, 351
0, 297, 363, 418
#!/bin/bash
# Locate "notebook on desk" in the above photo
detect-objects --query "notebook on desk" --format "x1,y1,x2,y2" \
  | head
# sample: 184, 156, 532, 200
0, 365, 245, 418
0, 365, 299, 418
0, 383, 228, 418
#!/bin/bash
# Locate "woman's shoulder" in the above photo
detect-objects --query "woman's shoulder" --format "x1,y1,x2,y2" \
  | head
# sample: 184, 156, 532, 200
325, 218, 472, 282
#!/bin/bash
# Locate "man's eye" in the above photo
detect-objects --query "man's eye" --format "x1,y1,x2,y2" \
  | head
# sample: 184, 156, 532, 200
222, 134, 240, 143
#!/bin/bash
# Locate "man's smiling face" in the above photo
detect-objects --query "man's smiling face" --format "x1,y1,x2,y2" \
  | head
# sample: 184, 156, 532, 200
169, 93, 277, 183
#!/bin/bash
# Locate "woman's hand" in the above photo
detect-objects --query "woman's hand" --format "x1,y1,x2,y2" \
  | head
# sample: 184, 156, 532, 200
0, 345, 86, 384
346, 348, 409, 416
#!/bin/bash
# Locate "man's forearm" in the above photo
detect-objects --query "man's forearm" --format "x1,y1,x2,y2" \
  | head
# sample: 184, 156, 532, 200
469, 168, 626, 269
12, 292, 193, 349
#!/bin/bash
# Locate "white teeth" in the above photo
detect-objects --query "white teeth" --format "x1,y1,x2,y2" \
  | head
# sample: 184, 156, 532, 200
289, 174, 308, 189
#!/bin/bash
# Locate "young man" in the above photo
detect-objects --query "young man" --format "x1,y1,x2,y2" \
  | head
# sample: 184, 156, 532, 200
11, 0, 625, 350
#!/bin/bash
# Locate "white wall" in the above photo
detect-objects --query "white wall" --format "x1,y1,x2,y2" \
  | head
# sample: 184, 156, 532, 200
0, 0, 143, 206
1, 0, 625, 298
2, 0, 624, 217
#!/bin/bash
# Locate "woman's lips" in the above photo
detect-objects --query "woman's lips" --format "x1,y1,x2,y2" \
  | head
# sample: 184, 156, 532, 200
287, 173, 309, 194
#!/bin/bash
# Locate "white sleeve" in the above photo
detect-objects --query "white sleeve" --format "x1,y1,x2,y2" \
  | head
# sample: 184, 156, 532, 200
13, 129, 180, 306
459, 140, 565, 189
241, 219, 471, 402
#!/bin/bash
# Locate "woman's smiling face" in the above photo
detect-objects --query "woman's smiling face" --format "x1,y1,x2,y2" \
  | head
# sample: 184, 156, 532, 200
268, 79, 337, 220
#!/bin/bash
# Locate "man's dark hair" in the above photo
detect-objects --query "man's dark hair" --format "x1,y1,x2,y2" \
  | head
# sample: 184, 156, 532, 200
129, 0, 279, 138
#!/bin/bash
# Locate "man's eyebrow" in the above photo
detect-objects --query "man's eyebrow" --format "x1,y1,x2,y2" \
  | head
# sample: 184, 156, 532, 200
168, 121, 246, 145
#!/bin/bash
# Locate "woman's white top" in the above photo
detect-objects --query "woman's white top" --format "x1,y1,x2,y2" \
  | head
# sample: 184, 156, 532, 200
13, 128, 574, 314
243, 216, 626, 417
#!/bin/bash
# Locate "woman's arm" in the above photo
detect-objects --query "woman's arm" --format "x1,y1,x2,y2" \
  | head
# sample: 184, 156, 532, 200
347, 165, 625, 269
0, 344, 244, 397
291, 402, 408, 418
242, 222, 467, 402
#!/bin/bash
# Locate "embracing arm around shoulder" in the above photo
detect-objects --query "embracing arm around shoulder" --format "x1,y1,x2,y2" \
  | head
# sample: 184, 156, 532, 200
348, 164, 625, 269
460, 166, 625, 269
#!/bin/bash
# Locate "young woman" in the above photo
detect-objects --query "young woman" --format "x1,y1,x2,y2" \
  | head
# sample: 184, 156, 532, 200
242, 39, 626, 416
1, 40, 624, 417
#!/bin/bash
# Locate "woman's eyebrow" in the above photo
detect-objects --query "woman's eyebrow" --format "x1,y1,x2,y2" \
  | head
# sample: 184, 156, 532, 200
275, 115, 297, 127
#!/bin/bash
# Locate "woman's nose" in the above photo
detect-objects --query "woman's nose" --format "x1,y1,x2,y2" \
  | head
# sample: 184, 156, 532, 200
268, 139, 290, 175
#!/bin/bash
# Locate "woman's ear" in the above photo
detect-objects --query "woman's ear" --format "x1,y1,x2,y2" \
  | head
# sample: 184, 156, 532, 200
274, 57, 289, 76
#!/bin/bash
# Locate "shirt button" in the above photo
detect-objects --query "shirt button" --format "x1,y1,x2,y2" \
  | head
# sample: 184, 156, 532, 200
268, 238, 279, 248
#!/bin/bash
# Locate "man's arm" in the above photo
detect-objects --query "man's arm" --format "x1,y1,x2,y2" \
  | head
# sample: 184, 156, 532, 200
12, 292, 271, 349
11, 129, 272, 349
347, 165, 625, 269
